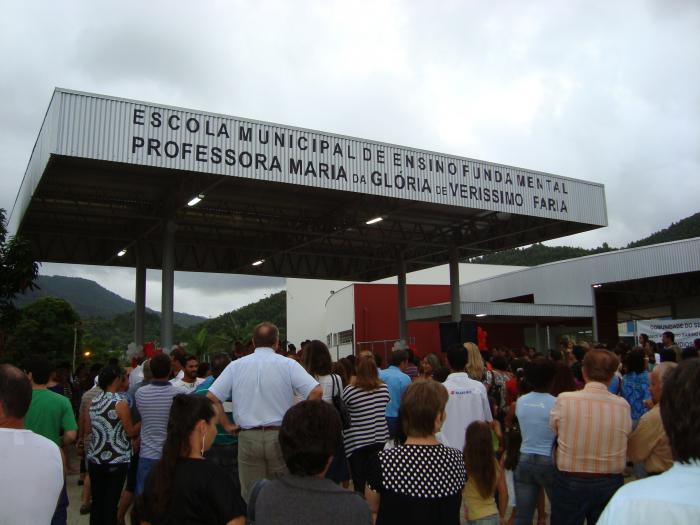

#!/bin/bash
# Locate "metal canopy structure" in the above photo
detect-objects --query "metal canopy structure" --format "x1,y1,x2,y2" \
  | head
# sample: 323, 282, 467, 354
408, 301, 593, 323
10, 88, 608, 348
12, 154, 602, 282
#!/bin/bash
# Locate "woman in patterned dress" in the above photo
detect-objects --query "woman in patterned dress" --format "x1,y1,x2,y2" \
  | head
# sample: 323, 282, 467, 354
365, 380, 466, 525
87, 365, 139, 525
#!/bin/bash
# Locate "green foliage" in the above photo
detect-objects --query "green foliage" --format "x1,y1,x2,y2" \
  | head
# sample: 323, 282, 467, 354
626, 212, 700, 248
0, 208, 40, 346
13, 275, 205, 327
80, 310, 188, 356
471, 242, 615, 266
5, 297, 80, 363
181, 291, 287, 349
187, 328, 214, 358
472, 211, 700, 267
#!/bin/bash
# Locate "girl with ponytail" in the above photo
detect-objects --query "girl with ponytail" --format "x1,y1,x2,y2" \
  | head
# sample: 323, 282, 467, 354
141, 394, 245, 525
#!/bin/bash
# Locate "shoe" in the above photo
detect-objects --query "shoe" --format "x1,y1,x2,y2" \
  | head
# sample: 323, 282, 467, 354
80, 504, 91, 515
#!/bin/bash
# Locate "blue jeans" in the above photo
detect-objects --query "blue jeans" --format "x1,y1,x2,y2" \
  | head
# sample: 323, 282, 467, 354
135, 456, 159, 495
550, 468, 623, 525
386, 417, 399, 440
514, 453, 555, 525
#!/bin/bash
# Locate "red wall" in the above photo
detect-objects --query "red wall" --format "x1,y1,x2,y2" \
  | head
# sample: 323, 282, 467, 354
354, 284, 450, 358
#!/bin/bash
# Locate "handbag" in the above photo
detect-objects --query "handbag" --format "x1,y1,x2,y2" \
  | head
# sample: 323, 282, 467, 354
331, 374, 352, 430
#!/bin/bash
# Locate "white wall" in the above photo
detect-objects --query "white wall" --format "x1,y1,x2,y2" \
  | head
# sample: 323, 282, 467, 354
373, 262, 524, 285
286, 278, 352, 345
324, 285, 356, 360
287, 263, 522, 349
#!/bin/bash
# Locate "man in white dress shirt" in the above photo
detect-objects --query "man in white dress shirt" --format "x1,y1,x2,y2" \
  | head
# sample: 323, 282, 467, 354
598, 358, 700, 524
208, 321, 322, 501
0, 364, 63, 525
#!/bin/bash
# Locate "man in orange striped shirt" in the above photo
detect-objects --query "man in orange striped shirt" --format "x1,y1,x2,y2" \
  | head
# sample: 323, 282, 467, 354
549, 349, 631, 525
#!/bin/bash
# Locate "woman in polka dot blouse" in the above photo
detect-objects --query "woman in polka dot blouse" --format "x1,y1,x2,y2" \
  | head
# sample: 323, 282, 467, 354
365, 381, 466, 524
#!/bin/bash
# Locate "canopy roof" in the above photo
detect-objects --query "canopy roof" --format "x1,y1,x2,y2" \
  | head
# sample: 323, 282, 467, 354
10, 89, 607, 281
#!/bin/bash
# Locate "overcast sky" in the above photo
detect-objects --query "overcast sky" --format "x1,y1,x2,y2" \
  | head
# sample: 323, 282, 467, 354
2, 0, 698, 317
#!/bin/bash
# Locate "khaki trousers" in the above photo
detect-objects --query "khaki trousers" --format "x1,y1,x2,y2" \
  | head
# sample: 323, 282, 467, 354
238, 429, 288, 502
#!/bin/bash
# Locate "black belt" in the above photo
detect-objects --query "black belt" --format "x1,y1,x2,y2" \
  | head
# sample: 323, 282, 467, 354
241, 426, 280, 432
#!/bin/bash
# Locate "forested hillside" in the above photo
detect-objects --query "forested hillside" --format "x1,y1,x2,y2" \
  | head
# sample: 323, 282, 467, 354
472, 212, 700, 266
14, 275, 206, 327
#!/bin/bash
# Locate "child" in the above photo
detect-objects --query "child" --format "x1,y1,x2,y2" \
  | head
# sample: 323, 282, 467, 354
500, 419, 522, 525
463, 421, 508, 525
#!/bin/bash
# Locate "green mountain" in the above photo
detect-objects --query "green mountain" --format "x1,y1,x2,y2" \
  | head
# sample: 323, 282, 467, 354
13, 275, 205, 327
83, 291, 286, 355
181, 291, 287, 350
471, 211, 700, 266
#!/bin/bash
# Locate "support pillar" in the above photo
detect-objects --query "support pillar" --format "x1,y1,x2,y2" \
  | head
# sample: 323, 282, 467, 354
161, 220, 176, 352
134, 248, 146, 347
397, 253, 408, 343
449, 245, 461, 323
591, 286, 599, 343
535, 322, 541, 353
593, 287, 619, 346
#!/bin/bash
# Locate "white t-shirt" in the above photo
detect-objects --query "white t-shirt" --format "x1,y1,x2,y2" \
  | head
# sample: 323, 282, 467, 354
438, 372, 492, 451
129, 363, 144, 387
317, 374, 343, 403
0, 428, 64, 525
169, 370, 185, 383
170, 376, 205, 392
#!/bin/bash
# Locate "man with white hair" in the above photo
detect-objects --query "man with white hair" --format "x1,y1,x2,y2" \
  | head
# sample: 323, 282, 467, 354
627, 361, 677, 475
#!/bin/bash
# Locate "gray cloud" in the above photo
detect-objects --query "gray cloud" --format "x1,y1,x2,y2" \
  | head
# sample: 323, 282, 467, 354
3, 0, 699, 314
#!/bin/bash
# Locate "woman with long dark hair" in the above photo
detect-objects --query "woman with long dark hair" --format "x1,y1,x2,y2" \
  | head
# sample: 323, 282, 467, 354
141, 395, 245, 525
304, 340, 351, 485
463, 421, 508, 525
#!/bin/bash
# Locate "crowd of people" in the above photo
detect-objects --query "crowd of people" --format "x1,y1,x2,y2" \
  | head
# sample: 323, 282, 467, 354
1, 324, 699, 524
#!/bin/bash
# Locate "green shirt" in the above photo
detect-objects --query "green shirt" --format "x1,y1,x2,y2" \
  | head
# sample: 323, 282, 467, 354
25, 389, 78, 446
194, 377, 237, 446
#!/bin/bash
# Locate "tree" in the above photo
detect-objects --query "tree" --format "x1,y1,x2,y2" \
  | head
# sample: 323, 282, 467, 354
5, 297, 81, 363
0, 208, 39, 356
187, 327, 215, 359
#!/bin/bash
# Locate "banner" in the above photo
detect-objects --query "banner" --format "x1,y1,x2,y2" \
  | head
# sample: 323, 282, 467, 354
636, 318, 700, 347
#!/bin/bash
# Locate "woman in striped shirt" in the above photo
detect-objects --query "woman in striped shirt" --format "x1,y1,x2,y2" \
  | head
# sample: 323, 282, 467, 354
342, 354, 390, 495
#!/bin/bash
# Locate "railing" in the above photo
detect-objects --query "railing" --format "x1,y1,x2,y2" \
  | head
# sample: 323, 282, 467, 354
355, 337, 417, 367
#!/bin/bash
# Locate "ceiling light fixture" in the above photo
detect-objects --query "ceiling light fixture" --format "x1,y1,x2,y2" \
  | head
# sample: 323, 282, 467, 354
592, 283, 602, 288
252, 259, 265, 267
476, 313, 487, 318
365, 217, 383, 225
187, 194, 204, 207
117, 249, 127, 257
